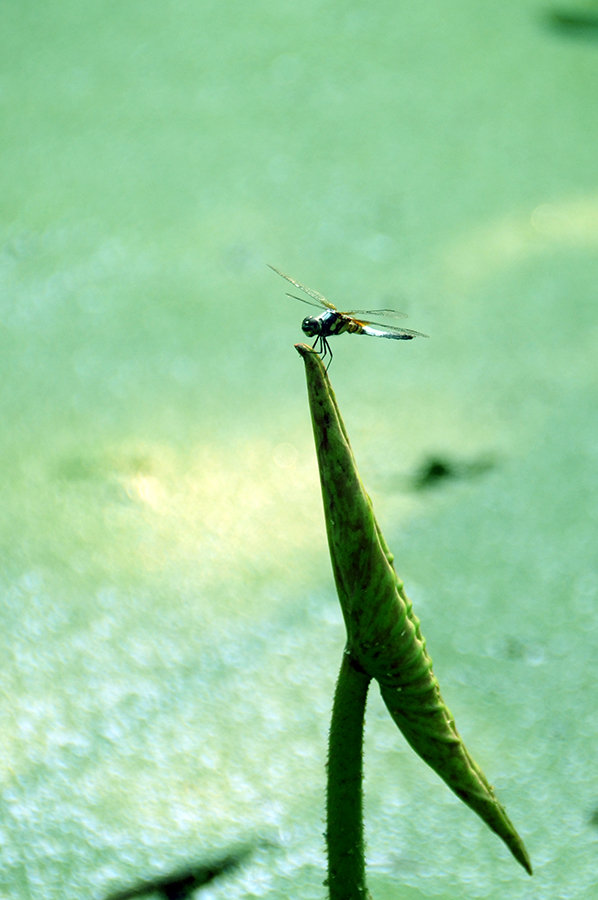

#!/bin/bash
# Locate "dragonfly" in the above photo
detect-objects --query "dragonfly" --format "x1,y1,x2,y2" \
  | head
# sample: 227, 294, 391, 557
269, 265, 428, 368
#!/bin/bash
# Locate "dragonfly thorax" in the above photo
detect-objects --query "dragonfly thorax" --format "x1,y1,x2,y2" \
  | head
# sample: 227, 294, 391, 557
302, 309, 343, 339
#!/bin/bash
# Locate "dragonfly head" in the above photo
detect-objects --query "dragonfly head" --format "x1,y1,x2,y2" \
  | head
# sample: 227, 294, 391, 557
301, 316, 320, 337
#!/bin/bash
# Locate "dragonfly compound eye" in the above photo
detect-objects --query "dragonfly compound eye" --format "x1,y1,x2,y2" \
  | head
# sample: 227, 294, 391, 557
302, 316, 319, 337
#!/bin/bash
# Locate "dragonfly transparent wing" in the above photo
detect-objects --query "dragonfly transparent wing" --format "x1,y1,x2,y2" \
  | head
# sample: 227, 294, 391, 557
345, 308, 407, 319
285, 292, 329, 311
268, 265, 337, 310
359, 321, 428, 339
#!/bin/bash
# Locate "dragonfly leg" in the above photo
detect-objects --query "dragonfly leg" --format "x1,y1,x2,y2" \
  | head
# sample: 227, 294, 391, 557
311, 335, 333, 370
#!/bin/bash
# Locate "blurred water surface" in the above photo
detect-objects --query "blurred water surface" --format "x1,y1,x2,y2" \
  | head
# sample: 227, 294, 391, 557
1, 1, 598, 898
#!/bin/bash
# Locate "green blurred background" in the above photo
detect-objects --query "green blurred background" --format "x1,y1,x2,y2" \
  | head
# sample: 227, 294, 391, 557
1, 1, 597, 898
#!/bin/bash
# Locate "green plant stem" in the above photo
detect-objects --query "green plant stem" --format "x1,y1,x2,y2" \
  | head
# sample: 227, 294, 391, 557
327, 650, 373, 900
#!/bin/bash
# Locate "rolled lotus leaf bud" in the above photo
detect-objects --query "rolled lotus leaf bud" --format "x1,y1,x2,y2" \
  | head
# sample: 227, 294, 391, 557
296, 343, 531, 875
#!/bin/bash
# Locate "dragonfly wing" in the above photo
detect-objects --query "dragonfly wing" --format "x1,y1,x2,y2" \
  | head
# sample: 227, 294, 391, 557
359, 321, 429, 340
286, 292, 328, 311
268, 265, 336, 309
345, 308, 408, 319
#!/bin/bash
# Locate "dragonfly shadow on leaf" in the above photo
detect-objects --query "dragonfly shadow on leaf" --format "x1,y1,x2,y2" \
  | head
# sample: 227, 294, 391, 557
410, 454, 496, 491
543, 9, 598, 38
104, 845, 257, 900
